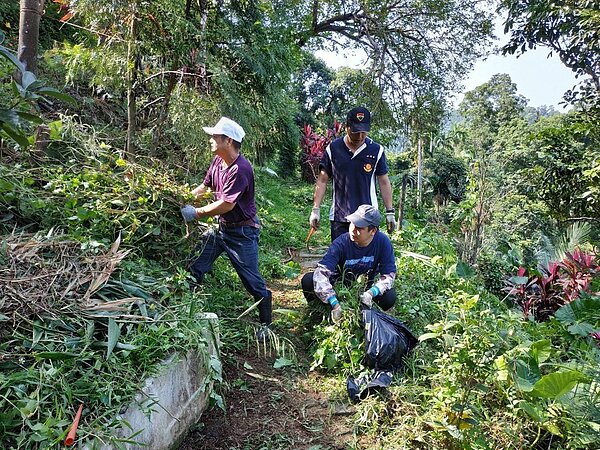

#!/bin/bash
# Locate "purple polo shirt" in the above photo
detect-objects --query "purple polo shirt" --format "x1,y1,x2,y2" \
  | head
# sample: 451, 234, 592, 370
203, 154, 257, 223
320, 136, 388, 222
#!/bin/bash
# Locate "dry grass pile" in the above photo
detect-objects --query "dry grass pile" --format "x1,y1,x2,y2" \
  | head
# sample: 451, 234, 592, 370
0, 230, 130, 330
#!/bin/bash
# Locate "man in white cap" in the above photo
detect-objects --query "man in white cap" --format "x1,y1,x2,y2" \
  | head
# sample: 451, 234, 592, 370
301, 204, 397, 323
180, 117, 272, 336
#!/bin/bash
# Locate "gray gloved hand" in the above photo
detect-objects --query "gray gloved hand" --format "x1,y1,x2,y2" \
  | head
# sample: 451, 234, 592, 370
180, 205, 197, 222
386, 211, 396, 233
359, 290, 374, 307
309, 207, 321, 228
330, 304, 343, 324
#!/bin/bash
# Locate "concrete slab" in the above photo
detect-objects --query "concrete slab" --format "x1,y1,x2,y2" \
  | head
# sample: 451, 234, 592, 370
85, 313, 220, 450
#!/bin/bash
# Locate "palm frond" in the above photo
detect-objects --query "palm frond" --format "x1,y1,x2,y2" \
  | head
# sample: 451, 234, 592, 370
536, 222, 591, 271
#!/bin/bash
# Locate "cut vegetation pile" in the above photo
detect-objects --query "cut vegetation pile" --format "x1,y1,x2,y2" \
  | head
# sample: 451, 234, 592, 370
1, 231, 129, 324
0, 228, 218, 448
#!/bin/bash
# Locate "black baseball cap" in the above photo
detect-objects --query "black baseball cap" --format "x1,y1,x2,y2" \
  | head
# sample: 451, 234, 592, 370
346, 107, 371, 132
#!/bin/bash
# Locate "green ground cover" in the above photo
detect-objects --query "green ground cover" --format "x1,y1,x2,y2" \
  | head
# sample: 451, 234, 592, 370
1, 136, 599, 449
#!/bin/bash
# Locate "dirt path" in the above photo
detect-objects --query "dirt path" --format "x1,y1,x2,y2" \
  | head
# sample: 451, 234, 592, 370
178, 249, 355, 450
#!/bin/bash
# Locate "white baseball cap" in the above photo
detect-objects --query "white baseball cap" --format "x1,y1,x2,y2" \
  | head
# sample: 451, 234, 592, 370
202, 117, 245, 143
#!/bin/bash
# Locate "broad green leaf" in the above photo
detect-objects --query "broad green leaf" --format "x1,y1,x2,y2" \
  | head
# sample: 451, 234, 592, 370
531, 370, 590, 399
210, 391, 224, 411
443, 320, 459, 330
530, 339, 551, 364
106, 318, 121, 359
325, 352, 337, 369
48, 120, 63, 140
0, 45, 25, 72
418, 332, 440, 341
513, 357, 541, 392
1, 123, 30, 147
495, 355, 508, 381
32, 322, 43, 347
545, 422, 563, 437
21, 71, 37, 89
18, 398, 38, 418
567, 322, 596, 337
455, 260, 475, 278
273, 357, 293, 369
37, 87, 77, 105
15, 111, 43, 124
508, 276, 529, 285
519, 401, 544, 422
586, 421, 600, 432
210, 356, 222, 374
555, 294, 600, 326
0, 108, 21, 127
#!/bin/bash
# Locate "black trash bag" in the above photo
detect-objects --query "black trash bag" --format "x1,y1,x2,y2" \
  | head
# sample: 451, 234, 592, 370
362, 307, 418, 372
347, 370, 393, 403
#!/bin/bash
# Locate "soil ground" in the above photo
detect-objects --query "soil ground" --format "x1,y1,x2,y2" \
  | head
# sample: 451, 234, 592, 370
178, 248, 357, 450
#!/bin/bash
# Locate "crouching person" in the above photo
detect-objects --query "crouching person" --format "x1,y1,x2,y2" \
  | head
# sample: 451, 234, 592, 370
301, 204, 396, 323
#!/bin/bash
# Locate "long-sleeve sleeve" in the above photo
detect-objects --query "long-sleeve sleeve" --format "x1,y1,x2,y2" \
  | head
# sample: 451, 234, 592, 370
313, 263, 336, 303
372, 272, 396, 295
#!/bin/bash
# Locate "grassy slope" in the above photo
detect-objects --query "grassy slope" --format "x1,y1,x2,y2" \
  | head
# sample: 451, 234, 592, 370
195, 170, 600, 450
2, 150, 599, 449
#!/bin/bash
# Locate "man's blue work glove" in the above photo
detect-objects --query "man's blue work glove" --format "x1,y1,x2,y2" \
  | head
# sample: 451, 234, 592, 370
180, 205, 197, 222
328, 295, 342, 324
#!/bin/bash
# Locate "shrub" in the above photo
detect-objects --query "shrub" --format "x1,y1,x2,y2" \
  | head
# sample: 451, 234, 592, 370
299, 120, 342, 183
504, 249, 599, 321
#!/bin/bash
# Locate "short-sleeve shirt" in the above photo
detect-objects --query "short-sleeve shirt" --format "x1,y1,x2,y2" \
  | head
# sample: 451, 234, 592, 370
319, 231, 396, 284
203, 154, 256, 223
320, 136, 388, 222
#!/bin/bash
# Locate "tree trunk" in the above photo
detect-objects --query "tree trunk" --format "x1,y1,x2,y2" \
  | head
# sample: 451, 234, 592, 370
126, 1, 139, 157
396, 174, 408, 231
416, 137, 423, 207
150, 69, 177, 154
18, 0, 45, 78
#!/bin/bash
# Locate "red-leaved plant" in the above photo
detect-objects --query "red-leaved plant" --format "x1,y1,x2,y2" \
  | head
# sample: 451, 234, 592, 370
504, 249, 599, 321
591, 331, 600, 348
300, 120, 343, 183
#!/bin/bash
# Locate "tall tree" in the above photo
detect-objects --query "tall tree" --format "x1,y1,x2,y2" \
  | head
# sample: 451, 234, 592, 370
455, 74, 528, 263
298, 0, 495, 110
501, 0, 600, 108
17, 0, 45, 76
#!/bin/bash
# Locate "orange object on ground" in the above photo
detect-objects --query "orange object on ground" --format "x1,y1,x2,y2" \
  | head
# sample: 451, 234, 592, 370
305, 226, 316, 244
65, 404, 83, 447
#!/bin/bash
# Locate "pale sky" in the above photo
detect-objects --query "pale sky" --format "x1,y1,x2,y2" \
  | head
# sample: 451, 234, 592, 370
456, 47, 578, 110
315, 27, 578, 111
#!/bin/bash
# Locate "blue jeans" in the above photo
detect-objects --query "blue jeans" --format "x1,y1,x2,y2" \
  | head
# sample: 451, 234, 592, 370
189, 223, 272, 324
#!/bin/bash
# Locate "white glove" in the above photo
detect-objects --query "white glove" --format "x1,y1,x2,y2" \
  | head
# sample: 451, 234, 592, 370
386, 211, 396, 233
331, 304, 343, 323
360, 290, 374, 307
180, 205, 197, 222
309, 207, 320, 228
